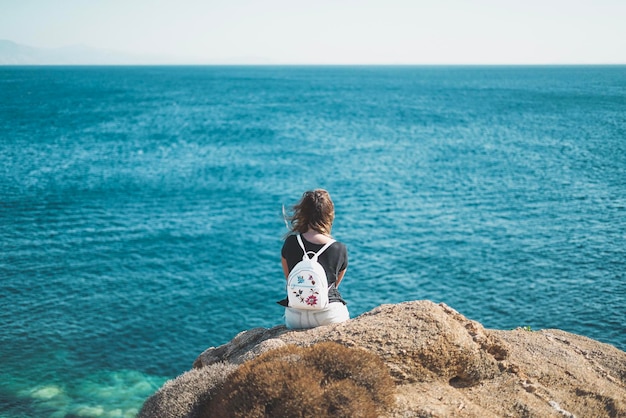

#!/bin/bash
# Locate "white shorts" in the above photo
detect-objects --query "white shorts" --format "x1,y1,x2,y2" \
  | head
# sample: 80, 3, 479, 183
284, 302, 350, 329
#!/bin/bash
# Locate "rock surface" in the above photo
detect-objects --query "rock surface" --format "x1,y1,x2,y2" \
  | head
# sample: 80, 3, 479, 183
139, 300, 626, 417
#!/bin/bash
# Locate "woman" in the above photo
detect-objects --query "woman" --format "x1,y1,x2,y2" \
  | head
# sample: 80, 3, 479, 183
279, 189, 350, 329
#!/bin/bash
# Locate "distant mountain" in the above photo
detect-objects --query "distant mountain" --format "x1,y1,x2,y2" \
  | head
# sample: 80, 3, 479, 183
0, 40, 171, 65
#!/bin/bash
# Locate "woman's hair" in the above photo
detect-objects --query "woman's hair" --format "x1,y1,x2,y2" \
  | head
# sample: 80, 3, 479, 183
287, 189, 335, 235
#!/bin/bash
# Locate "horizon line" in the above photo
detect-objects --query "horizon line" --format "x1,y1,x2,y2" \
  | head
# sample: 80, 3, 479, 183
2, 62, 625, 67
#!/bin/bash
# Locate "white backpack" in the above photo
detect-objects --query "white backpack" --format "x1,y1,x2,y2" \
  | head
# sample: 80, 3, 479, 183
287, 235, 335, 310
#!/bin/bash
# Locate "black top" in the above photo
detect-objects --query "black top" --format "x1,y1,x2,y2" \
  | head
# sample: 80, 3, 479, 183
279, 234, 348, 305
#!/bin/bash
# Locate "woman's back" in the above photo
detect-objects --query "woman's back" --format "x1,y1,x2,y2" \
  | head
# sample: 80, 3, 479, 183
280, 189, 350, 329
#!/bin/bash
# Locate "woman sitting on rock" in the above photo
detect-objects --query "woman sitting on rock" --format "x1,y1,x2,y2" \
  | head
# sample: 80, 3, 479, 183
279, 189, 350, 329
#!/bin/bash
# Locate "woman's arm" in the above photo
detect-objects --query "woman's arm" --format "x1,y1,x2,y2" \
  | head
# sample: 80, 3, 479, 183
281, 257, 290, 280
335, 269, 346, 287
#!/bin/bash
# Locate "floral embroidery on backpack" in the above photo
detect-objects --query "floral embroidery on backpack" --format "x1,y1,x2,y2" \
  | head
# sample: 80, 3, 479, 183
291, 274, 321, 306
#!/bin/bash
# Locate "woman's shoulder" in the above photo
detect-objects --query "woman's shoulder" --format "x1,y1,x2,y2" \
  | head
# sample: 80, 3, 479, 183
330, 239, 347, 253
281, 234, 300, 255
322, 238, 347, 257
283, 233, 299, 245
283, 233, 346, 251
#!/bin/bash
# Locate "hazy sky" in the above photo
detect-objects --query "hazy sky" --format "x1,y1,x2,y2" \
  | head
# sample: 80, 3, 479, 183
1, 0, 625, 64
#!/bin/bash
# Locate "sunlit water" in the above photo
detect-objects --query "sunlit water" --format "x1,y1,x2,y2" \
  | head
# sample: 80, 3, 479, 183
1, 65, 625, 416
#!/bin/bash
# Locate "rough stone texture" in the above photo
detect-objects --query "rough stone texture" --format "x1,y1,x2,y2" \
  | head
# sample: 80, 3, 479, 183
139, 300, 626, 418
139, 362, 237, 418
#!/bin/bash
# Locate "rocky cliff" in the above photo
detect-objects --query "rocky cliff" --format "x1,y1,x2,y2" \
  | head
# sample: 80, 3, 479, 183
139, 300, 626, 417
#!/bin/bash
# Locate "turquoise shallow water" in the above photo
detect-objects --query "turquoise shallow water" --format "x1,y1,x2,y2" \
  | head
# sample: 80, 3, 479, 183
1, 65, 625, 416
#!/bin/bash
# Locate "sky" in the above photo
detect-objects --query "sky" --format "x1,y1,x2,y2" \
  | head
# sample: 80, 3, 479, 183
1, 0, 625, 64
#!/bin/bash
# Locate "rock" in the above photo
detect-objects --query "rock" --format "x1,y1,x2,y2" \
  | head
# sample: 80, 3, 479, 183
139, 300, 626, 417
192, 327, 287, 368
139, 362, 237, 418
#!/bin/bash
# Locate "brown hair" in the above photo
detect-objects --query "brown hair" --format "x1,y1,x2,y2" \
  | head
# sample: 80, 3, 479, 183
287, 189, 335, 235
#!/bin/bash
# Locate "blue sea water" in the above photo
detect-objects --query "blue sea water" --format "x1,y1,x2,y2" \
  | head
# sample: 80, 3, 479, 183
1, 65, 625, 416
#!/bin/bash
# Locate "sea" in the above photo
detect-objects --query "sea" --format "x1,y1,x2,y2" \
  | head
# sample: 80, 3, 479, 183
1, 65, 625, 417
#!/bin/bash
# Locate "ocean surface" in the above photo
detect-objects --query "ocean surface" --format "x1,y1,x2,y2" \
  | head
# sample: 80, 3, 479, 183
1, 65, 625, 417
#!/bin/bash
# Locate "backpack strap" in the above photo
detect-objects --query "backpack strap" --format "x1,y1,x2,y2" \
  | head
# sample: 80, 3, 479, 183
297, 234, 336, 261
